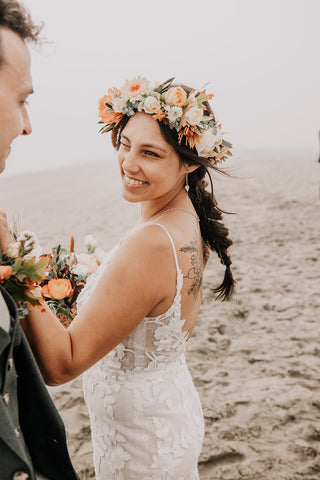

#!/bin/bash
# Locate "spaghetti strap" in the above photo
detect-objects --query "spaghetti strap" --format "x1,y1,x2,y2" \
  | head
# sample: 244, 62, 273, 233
139, 222, 183, 303
152, 223, 180, 275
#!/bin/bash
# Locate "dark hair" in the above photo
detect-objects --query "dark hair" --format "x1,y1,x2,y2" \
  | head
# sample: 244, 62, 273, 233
0, 0, 41, 67
111, 87, 235, 301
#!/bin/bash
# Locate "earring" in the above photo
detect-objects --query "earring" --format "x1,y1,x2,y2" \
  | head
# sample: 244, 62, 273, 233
185, 173, 190, 193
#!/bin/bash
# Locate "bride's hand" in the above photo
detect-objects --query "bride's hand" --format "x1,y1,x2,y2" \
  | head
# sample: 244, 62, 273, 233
0, 210, 12, 254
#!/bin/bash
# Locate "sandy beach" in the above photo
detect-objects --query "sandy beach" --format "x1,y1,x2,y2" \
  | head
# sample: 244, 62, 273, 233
1, 149, 319, 479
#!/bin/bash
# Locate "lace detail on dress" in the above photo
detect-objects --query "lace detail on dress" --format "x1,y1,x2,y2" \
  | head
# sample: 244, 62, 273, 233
78, 224, 204, 479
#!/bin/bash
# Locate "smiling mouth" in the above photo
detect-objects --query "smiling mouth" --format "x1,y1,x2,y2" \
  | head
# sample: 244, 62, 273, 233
124, 175, 148, 186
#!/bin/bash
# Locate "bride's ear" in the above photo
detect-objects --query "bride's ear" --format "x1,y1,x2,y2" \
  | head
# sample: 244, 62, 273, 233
186, 164, 200, 174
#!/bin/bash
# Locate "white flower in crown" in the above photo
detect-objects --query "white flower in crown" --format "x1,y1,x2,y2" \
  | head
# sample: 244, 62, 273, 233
167, 106, 183, 123
143, 95, 161, 114
183, 106, 203, 126
98, 76, 232, 164
195, 127, 223, 157
122, 76, 150, 102
112, 96, 128, 113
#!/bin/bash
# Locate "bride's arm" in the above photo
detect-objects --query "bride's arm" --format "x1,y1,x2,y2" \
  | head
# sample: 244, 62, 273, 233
20, 225, 174, 385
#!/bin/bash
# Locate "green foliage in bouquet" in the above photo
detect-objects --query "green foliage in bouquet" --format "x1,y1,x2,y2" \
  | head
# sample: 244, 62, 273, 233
0, 249, 49, 319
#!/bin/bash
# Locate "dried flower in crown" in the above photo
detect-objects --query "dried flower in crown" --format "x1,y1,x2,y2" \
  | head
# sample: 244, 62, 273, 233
98, 76, 232, 165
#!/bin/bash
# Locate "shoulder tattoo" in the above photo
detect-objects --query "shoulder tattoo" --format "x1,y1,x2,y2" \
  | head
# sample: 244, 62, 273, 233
179, 232, 203, 299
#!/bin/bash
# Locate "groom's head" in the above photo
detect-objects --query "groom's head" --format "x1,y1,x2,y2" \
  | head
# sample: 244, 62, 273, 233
0, 0, 41, 173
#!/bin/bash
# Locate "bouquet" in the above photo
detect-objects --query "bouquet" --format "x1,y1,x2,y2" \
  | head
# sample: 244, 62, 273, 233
1, 231, 104, 326
41, 235, 105, 327
0, 231, 49, 319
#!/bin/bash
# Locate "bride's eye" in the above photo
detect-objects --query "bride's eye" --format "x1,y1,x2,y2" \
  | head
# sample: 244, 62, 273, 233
120, 142, 130, 149
145, 150, 159, 157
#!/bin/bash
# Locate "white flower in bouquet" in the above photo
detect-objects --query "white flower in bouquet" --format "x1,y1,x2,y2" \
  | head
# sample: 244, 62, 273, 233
6, 242, 20, 258
71, 263, 90, 277
15, 230, 42, 260
25, 243, 42, 261
95, 247, 106, 266
75, 253, 98, 274
84, 234, 97, 254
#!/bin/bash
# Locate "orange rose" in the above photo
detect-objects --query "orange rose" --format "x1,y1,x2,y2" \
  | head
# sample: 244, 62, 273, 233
42, 278, 73, 300
99, 94, 111, 116
98, 101, 123, 126
164, 87, 187, 107
0, 265, 12, 282
99, 110, 120, 124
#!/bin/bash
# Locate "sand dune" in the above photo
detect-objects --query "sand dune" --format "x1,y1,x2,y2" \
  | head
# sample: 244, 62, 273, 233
1, 149, 319, 479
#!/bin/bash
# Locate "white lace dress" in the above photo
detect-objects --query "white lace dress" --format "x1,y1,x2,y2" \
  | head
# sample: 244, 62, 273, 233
77, 224, 205, 479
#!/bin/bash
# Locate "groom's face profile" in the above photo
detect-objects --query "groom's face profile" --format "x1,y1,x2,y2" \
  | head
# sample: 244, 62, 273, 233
0, 27, 33, 173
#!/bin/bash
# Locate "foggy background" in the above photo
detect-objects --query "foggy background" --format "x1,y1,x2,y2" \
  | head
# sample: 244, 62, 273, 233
3, 0, 320, 176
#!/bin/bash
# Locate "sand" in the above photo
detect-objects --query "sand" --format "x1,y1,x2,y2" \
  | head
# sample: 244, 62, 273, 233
1, 149, 319, 479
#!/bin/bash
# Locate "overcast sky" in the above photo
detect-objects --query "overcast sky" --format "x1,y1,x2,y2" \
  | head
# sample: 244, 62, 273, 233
3, 0, 320, 176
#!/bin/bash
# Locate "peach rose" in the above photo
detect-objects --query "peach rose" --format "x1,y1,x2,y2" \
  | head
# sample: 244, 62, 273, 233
164, 87, 187, 106
0, 265, 12, 282
42, 278, 73, 300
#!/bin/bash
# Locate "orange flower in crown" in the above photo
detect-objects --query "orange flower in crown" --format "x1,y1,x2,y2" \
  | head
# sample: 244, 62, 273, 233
98, 76, 232, 165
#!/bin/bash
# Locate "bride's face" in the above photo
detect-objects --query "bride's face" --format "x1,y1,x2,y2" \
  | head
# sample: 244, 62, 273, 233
118, 112, 187, 204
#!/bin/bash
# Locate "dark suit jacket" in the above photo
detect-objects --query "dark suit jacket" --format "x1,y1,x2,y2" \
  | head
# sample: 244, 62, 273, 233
0, 285, 79, 480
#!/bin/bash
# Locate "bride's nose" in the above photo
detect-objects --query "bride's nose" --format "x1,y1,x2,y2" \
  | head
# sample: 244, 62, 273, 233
121, 149, 140, 173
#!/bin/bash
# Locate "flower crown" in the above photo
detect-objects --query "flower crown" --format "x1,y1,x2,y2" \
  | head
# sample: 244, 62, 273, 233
98, 76, 232, 165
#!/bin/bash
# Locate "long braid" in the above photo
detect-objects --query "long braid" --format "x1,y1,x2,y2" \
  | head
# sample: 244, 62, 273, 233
188, 167, 234, 300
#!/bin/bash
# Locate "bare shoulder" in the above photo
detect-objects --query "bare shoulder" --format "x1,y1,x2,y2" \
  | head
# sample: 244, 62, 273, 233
108, 223, 176, 308
119, 223, 174, 260
107, 223, 176, 292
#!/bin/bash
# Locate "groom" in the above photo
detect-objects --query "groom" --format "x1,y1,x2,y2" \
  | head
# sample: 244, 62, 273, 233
0, 1, 79, 479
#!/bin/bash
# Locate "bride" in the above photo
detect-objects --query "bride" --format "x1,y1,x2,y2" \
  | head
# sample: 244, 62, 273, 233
0, 76, 234, 479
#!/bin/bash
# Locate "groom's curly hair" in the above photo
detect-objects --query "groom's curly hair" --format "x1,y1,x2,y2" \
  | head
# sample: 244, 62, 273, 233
0, 0, 42, 67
